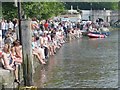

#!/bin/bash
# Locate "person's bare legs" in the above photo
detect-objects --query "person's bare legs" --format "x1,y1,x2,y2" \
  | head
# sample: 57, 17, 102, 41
49, 46, 54, 56
2, 56, 14, 70
37, 48, 45, 60
14, 65, 20, 84
53, 45, 56, 54
37, 54, 46, 64
33, 51, 46, 64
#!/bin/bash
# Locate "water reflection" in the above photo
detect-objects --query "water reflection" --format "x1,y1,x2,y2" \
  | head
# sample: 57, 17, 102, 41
34, 30, 118, 88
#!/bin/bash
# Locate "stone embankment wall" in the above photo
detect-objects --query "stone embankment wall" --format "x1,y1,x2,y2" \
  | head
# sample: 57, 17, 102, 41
0, 57, 40, 89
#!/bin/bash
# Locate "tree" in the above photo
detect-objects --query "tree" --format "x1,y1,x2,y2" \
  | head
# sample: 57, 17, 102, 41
22, 2, 64, 19
2, 2, 65, 20
2, 2, 18, 20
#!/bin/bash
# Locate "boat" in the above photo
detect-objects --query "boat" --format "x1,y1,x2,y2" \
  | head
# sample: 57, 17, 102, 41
89, 31, 110, 36
87, 33, 106, 38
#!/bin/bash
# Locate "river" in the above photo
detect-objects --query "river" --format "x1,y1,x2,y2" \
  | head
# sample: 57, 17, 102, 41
33, 29, 118, 88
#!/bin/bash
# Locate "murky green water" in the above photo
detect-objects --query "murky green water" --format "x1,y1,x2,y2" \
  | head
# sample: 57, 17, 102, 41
34, 30, 118, 88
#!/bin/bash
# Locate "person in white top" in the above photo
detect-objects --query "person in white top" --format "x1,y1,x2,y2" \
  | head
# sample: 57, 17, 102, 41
1, 44, 14, 70
5, 20, 9, 31
8, 20, 14, 30
1, 19, 5, 30
1, 19, 6, 38
32, 36, 46, 65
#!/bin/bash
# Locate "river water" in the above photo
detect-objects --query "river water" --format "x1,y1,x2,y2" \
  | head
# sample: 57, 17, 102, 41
33, 30, 118, 88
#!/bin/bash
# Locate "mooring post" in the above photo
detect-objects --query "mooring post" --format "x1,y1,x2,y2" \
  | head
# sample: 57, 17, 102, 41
21, 20, 33, 86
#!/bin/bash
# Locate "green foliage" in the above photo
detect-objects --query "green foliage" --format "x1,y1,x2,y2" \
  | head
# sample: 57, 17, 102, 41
2, 2, 65, 20
2, 2, 18, 20
22, 2, 64, 19
0, 2, 2, 19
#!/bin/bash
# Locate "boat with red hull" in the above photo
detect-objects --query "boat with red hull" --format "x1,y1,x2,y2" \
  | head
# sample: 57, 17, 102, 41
87, 33, 106, 38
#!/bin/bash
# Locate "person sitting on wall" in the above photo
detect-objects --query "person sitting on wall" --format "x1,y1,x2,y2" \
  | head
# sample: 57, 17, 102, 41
11, 40, 22, 84
32, 36, 46, 65
1, 44, 14, 70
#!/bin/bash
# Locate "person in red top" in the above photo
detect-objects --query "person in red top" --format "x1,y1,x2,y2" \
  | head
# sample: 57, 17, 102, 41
44, 20, 49, 30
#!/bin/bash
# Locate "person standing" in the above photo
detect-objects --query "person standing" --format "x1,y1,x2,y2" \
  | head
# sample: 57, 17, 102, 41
1, 18, 6, 38
5, 20, 9, 35
8, 20, 14, 30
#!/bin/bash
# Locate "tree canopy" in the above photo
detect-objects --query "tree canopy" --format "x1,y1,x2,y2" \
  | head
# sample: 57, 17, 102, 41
2, 2, 65, 20
22, 2, 64, 20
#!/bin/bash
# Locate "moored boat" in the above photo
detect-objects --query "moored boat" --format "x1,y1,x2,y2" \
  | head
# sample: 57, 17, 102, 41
89, 31, 110, 36
87, 33, 106, 38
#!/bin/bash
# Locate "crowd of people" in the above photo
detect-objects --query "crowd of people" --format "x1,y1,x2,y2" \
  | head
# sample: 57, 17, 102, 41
0, 17, 83, 84
0, 16, 110, 84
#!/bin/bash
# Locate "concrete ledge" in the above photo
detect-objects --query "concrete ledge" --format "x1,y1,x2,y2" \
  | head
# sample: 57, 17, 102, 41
0, 56, 40, 89
0, 68, 15, 89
